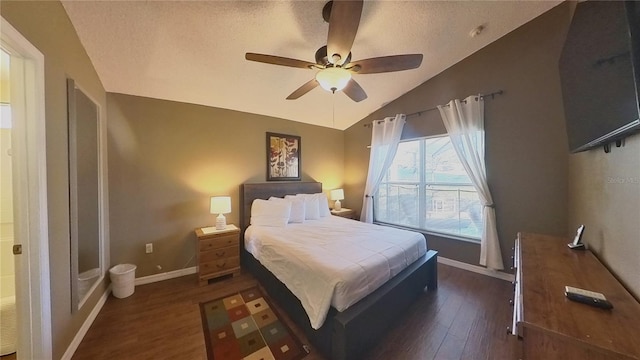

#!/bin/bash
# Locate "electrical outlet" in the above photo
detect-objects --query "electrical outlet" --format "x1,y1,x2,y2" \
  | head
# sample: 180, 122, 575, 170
145, 243, 153, 254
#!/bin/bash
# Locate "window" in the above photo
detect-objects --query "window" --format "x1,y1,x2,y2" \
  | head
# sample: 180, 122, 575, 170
374, 136, 482, 240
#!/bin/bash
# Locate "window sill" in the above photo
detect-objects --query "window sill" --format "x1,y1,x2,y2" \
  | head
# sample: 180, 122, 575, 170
373, 221, 481, 244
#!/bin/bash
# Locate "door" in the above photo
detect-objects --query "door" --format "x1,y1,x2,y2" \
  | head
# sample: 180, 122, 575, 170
1, 17, 52, 360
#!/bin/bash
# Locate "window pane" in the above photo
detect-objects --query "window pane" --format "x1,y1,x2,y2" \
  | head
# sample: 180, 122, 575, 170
375, 184, 419, 228
387, 141, 420, 182
374, 136, 483, 241
425, 185, 482, 238
425, 137, 472, 184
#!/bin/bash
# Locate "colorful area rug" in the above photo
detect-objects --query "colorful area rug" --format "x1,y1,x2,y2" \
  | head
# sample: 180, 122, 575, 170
200, 287, 308, 360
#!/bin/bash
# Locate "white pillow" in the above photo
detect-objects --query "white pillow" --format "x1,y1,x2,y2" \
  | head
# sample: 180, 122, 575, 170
250, 199, 291, 227
315, 193, 331, 217
269, 196, 305, 223
287, 194, 320, 220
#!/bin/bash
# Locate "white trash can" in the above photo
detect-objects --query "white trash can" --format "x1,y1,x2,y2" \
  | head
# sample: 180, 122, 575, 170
109, 264, 137, 299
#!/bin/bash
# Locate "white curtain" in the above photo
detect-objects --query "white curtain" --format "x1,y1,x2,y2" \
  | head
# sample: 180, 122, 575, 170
438, 96, 504, 270
360, 114, 406, 223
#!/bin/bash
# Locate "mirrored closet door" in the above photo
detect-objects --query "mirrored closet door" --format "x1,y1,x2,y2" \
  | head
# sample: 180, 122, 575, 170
67, 78, 105, 311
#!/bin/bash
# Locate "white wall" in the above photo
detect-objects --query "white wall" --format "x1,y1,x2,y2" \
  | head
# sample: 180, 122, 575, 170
0, 224, 14, 299
0, 117, 15, 298
0, 107, 12, 224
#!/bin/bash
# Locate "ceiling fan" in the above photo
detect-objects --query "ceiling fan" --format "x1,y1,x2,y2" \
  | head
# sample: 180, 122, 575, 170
245, 0, 423, 102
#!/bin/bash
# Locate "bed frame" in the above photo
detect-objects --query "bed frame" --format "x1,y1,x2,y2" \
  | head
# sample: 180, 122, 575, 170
240, 182, 438, 360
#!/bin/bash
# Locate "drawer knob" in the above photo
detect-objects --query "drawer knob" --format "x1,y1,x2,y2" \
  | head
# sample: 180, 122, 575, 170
216, 251, 225, 257
509, 299, 514, 306
216, 262, 227, 269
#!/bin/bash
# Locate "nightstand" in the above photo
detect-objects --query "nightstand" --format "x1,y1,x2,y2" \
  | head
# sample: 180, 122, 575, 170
331, 208, 356, 219
194, 225, 240, 286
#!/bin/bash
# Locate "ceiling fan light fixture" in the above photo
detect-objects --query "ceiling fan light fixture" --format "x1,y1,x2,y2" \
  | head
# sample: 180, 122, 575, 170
316, 67, 351, 92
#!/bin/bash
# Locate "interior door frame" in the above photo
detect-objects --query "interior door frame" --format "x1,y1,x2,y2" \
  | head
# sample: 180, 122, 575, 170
1, 16, 53, 359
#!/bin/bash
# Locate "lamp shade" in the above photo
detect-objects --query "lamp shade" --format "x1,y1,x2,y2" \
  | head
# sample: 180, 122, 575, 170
315, 67, 351, 92
330, 189, 344, 201
210, 196, 231, 214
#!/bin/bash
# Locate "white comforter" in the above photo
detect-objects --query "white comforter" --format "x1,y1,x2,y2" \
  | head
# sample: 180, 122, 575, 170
244, 216, 427, 329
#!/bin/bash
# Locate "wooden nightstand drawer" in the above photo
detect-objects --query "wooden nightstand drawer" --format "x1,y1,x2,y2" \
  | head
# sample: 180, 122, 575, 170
199, 233, 238, 252
200, 245, 239, 263
199, 256, 240, 276
195, 225, 241, 285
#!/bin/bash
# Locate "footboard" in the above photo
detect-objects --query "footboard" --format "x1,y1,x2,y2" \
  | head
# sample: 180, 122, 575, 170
331, 250, 438, 360
244, 249, 438, 360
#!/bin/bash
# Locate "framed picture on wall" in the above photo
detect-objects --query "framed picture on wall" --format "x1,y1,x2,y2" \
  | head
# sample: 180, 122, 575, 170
266, 132, 301, 181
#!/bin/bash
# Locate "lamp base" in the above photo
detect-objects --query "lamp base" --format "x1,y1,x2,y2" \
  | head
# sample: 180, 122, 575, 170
334, 200, 342, 211
215, 214, 227, 230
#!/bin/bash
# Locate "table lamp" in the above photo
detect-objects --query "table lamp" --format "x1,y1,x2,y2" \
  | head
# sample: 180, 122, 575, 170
210, 196, 231, 230
330, 189, 344, 211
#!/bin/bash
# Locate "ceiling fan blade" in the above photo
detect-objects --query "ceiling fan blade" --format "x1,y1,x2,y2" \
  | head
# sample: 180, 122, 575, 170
245, 53, 319, 69
327, 0, 363, 66
343, 79, 367, 102
286, 79, 319, 100
347, 54, 423, 74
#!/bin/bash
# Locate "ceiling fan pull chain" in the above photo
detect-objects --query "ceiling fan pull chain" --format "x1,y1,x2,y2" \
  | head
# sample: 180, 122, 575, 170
332, 92, 336, 128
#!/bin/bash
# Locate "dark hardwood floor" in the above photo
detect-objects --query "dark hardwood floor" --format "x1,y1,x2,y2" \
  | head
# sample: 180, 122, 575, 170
72, 263, 515, 360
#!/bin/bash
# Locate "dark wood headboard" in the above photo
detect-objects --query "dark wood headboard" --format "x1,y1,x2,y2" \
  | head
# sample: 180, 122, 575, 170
239, 182, 322, 255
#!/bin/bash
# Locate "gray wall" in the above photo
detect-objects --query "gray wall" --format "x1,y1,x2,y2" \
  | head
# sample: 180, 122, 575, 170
1, 1, 108, 358
107, 93, 344, 278
344, 2, 573, 269
568, 135, 640, 299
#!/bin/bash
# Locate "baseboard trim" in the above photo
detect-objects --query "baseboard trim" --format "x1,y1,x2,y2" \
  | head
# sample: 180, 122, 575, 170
61, 285, 111, 360
134, 266, 197, 286
438, 257, 515, 282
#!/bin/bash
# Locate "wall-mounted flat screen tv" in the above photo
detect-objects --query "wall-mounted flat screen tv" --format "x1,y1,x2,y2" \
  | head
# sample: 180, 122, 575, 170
560, 0, 640, 153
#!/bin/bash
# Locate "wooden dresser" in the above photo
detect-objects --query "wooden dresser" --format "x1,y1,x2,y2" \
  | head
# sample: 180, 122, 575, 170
511, 232, 640, 359
194, 225, 240, 286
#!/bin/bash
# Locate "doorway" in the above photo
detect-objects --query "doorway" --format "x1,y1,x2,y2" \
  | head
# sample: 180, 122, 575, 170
1, 17, 52, 360
0, 48, 16, 359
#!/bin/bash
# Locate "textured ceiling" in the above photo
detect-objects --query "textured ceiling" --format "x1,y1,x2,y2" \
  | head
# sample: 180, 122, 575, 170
62, 0, 561, 130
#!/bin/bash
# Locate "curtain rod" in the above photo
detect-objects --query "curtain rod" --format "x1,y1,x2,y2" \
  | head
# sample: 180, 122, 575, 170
363, 89, 504, 127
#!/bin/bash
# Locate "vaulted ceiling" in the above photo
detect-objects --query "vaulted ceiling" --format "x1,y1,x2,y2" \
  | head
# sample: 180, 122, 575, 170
62, 1, 561, 130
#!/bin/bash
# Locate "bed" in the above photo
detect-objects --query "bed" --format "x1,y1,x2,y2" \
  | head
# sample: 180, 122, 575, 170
240, 182, 438, 360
